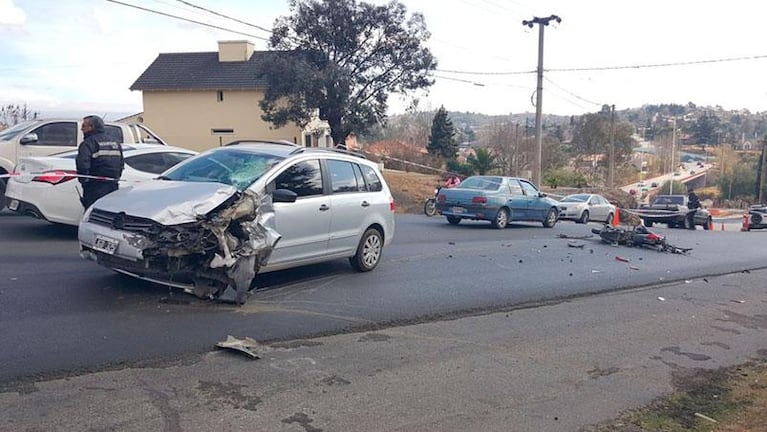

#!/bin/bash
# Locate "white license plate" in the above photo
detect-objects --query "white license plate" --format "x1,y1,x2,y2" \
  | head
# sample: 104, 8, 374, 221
8, 200, 19, 211
93, 235, 119, 255
451, 206, 465, 214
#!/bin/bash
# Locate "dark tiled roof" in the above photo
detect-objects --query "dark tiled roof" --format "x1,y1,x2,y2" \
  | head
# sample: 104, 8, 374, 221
130, 51, 280, 91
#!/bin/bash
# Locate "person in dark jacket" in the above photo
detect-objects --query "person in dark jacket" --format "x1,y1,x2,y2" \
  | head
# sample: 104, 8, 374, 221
76, 115, 124, 209
686, 188, 701, 230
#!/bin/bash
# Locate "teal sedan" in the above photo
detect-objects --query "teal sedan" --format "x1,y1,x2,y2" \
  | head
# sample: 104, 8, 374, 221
435, 176, 559, 229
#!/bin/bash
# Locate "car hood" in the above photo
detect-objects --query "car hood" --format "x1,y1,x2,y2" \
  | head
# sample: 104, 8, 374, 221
92, 180, 239, 225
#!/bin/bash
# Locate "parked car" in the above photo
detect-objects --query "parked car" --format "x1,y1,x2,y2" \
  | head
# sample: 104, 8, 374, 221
0, 118, 166, 209
638, 194, 712, 229
434, 175, 559, 228
745, 205, 767, 231
651, 181, 658, 188
557, 193, 616, 224
78, 141, 395, 303
5, 144, 196, 226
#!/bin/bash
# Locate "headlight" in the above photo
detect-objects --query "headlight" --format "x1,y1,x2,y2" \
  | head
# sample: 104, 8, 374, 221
82, 205, 94, 222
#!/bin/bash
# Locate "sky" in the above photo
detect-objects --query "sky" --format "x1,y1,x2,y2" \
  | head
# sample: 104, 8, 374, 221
2, 0, 767, 120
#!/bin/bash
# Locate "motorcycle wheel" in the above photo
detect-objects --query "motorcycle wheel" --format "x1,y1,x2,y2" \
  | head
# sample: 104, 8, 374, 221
423, 199, 437, 217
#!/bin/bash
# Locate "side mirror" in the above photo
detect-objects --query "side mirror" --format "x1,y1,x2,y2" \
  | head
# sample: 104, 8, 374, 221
272, 188, 298, 203
538, 192, 547, 198
19, 133, 38, 145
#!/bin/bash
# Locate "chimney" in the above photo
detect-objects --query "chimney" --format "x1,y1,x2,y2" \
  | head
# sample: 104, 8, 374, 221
218, 40, 254, 62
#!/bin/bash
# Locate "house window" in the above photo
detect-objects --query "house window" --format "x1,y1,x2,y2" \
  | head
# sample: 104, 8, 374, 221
304, 133, 313, 147
217, 91, 224, 102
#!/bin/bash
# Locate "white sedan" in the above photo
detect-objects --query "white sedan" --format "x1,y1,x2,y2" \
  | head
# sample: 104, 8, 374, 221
557, 193, 616, 224
5, 144, 197, 226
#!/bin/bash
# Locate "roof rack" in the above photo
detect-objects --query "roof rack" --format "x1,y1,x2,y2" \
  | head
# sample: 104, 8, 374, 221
224, 139, 299, 147
289, 147, 368, 159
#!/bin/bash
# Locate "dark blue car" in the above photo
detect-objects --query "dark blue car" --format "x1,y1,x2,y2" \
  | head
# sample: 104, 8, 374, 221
435, 176, 559, 229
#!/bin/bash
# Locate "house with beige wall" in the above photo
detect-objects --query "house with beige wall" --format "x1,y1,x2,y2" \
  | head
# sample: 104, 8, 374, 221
130, 40, 331, 152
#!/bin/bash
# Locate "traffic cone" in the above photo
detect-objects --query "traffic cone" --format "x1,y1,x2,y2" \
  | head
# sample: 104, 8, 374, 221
708, 219, 714, 231
612, 208, 620, 227
741, 213, 750, 231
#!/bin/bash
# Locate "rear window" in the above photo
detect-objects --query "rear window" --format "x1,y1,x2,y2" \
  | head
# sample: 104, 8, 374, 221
460, 176, 502, 191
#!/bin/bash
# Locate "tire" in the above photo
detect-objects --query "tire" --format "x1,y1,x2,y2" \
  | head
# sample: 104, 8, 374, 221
577, 210, 589, 224
605, 212, 614, 224
542, 207, 558, 228
349, 228, 383, 272
643, 219, 653, 228
0, 178, 7, 210
446, 215, 461, 225
703, 217, 711, 230
423, 199, 436, 217
491, 208, 509, 229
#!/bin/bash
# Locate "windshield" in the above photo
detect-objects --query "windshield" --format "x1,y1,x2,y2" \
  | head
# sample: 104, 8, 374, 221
161, 148, 284, 190
562, 194, 589, 203
459, 176, 502, 191
0, 120, 35, 141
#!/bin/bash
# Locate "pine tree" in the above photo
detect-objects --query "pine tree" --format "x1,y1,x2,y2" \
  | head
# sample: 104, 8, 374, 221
427, 106, 457, 158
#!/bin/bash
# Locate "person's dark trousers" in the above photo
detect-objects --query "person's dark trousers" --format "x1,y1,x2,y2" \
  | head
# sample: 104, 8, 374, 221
686, 210, 697, 230
80, 181, 119, 209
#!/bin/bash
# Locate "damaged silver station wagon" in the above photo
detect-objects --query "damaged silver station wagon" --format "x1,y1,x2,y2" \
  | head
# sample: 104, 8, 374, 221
78, 141, 396, 303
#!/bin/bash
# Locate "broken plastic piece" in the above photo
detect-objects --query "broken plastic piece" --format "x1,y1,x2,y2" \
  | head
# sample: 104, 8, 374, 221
629, 265, 639, 271
215, 335, 264, 359
615, 256, 630, 262
657, 296, 666, 301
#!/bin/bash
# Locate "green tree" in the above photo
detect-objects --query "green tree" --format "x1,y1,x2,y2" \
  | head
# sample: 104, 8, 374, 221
468, 148, 495, 174
427, 106, 457, 158
691, 112, 721, 145
259, 0, 437, 146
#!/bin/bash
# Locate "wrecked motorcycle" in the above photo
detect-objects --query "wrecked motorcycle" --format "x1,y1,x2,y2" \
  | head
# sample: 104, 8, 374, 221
424, 187, 440, 217
591, 224, 692, 254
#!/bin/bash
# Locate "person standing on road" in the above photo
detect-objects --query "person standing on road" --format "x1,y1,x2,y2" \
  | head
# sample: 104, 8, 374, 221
76, 115, 124, 209
686, 188, 701, 230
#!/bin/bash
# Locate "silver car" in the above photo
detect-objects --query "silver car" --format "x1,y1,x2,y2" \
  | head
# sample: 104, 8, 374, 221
78, 141, 395, 303
557, 193, 616, 224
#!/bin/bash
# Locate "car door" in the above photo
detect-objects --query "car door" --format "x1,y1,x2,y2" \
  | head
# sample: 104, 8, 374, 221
587, 195, 605, 221
506, 179, 528, 220
266, 159, 332, 267
519, 180, 545, 220
19, 121, 79, 159
326, 159, 377, 256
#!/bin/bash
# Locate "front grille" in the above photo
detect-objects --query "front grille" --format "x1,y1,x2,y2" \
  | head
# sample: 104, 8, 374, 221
88, 209, 158, 234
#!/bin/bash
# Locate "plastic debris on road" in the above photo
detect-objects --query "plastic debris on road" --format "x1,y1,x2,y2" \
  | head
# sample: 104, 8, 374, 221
215, 335, 266, 359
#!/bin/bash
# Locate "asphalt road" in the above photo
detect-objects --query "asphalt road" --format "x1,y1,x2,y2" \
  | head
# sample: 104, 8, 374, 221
1, 210, 764, 384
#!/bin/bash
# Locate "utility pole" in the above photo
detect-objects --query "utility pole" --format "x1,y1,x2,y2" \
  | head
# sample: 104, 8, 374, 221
609, 104, 615, 188
670, 118, 677, 195
523, 14, 561, 186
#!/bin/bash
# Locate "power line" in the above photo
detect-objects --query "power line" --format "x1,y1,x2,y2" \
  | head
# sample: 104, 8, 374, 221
173, 0, 273, 35
436, 53, 767, 76
104, 0, 269, 41
543, 76, 601, 106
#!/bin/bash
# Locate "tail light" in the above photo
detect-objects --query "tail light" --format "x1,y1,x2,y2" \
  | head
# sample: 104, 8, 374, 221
389, 197, 396, 212
472, 196, 487, 204
646, 232, 662, 241
32, 170, 78, 185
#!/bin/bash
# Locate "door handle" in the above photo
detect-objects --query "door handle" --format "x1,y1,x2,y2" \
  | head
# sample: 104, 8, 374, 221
319, 204, 330, 211
361, 201, 370, 207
